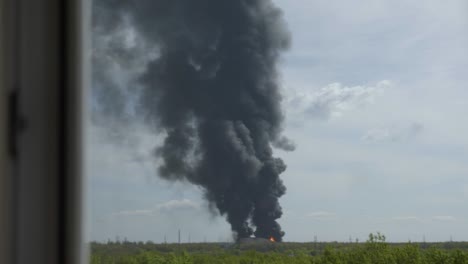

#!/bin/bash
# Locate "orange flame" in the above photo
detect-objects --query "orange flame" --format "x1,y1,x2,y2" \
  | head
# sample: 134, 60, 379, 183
269, 236, 276, 242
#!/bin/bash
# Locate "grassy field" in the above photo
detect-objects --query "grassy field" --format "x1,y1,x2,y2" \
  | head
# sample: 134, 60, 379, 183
90, 233, 468, 263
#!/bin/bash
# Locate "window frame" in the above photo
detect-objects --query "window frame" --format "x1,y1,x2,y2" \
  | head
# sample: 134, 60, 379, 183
1, 0, 90, 263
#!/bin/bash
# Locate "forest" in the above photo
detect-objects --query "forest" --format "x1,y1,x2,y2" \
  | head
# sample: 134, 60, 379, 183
90, 233, 468, 264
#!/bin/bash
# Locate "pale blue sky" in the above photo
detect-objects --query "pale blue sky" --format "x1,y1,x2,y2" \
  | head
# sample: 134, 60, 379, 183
86, 0, 468, 243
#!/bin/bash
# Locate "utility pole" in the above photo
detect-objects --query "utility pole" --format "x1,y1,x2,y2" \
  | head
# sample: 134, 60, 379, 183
164, 234, 167, 244
178, 229, 181, 244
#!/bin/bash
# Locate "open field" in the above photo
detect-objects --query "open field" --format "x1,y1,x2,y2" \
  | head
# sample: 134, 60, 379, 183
90, 233, 468, 264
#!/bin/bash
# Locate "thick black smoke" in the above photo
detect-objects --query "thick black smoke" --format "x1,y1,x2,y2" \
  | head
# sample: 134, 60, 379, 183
93, 0, 293, 241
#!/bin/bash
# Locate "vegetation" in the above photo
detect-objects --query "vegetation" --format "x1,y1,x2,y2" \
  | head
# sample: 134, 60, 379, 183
90, 233, 468, 264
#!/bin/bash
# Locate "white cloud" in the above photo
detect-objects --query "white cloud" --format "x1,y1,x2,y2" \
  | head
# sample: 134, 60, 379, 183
392, 216, 420, 221
306, 211, 336, 220
156, 199, 200, 212
286, 80, 390, 120
432, 216, 456, 221
362, 122, 423, 143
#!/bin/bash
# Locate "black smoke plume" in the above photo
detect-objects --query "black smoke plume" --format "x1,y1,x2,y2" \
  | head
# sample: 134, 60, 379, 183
93, 0, 293, 241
